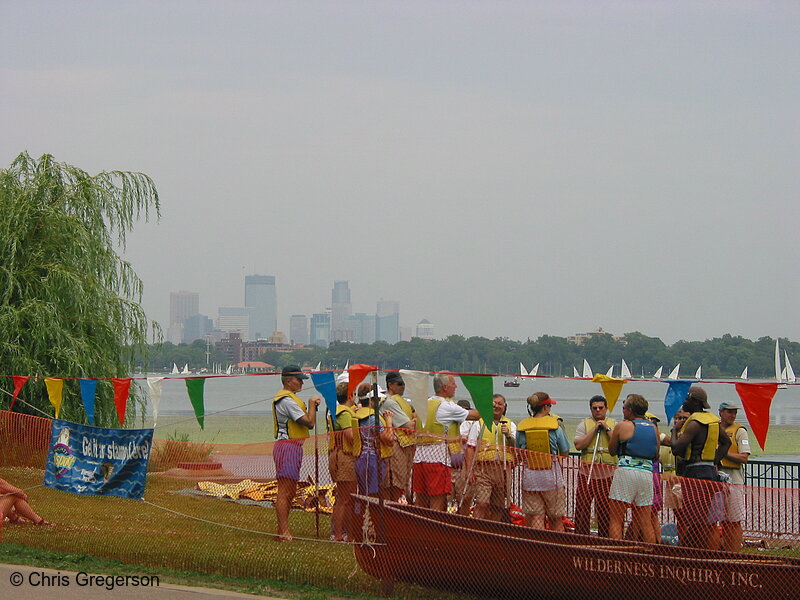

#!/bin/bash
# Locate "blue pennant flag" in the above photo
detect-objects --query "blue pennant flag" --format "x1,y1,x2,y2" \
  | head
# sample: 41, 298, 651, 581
79, 379, 98, 425
664, 380, 693, 424
310, 371, 338, 419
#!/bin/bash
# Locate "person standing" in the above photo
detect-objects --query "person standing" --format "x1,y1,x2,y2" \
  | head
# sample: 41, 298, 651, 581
573, 395, 616, 537
381, 372, 417, 501
413, 373, 479, 511
464, 394, 517, 521
272, 365, 321, 542
607, 394, 660, 544
328, 382, 358, 542
670, 386, 731, 549
718, 400, 751, 552
516, 392, 570, 531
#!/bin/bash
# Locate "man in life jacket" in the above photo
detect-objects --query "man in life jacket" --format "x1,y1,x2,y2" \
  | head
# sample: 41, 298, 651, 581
464, 394, 517, 521
608, 394, 660, 543
670, 386, 731, 549
412, 373, 479, 511
661, 409, 689, 543
328, 382, 359, 542
380, 372, 417, 501
717, 400, 750, 552
573, 395, 616, 537
516, 392, 570, 530
272, 365, 321, 542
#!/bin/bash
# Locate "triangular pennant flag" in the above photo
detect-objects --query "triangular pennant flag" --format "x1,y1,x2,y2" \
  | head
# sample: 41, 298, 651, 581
111, 378, 132, 426
79, 379, 98, 425
591, 373, 627, 412
147, 377, 165, 427
347, 364, 377, 401
185, 377, 206, 429
10, 376, 30, 410
400, 369, 430, 427
310, 371, 338, 418
44, 378, 64, 418
459, 375, 494, 431
663, 380, 693, 424
735, 382, 779, 451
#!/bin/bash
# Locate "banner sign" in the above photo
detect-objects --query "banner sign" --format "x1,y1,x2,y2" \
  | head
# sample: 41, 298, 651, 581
44, 419, 154, 500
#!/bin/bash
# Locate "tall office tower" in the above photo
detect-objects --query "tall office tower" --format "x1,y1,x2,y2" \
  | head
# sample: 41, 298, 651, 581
376, 299, 400, 344
310, 312, 331, 348
183, 314, 213, 343
330, 280, 352, 341
168, 291, 200, 344
289, 314, 309, 345
415, 319, 435, 340
217, 307, 253, 341
346, 313, 376, 344
244, 275, 277, 340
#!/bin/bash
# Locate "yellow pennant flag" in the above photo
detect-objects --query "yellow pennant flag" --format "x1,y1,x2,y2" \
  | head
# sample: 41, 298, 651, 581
45, 377, 64, 418
591, 373, 628, 413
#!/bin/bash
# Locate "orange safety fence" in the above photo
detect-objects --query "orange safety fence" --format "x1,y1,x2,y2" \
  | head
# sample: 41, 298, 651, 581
1, 410, 799, 600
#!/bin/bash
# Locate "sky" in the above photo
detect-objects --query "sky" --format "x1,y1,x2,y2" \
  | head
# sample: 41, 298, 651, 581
2, 1, 798, 345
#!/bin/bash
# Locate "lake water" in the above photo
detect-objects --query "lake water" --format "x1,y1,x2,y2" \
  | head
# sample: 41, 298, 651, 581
138, 373, 800, 425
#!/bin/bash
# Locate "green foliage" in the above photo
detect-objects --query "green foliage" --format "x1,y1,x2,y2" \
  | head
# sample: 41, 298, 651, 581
0, 152, 160, 425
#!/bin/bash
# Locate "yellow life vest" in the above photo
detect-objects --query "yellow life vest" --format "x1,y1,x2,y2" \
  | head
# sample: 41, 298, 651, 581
475, 417, 515, 462
720, 423, 745, 469
579, 417, 617, 465
272, 390, 309, 440
517, 415, 559, 470
659, 445, 676, 472
354, 407, 394, 459
327, 404, 361, 456
386, 394, 417, 447
681, 411, 721, 462
419, 397, 462, 455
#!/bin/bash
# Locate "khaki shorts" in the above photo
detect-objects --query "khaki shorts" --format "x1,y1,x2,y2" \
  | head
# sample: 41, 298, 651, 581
388, 441, 415, 490
522, 488, 566, 518
328, 448, 356, 483
473, 462, 512, 507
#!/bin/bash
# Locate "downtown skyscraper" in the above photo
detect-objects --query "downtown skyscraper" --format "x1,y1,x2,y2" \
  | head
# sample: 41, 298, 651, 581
244, 275, 277, 340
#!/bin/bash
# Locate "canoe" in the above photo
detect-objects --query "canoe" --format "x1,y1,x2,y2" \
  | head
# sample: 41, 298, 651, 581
353, 496, 800, 600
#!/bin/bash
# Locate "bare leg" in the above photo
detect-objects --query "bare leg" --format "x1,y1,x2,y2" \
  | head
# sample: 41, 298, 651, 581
632, 506, 655, 544
430, 494, 447, 512
0, 496, 43, 524
548, 515, 564, 532
276, 478, 297, 540
722, 521, 743, 552
608, 500, 628, 540
473, 502, 490, 520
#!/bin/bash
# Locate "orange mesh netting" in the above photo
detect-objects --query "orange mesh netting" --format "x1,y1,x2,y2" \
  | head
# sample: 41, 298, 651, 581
1, 411, 799, 600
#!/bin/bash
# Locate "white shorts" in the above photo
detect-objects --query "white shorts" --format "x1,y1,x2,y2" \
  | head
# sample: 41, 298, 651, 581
609, 467, 654, 507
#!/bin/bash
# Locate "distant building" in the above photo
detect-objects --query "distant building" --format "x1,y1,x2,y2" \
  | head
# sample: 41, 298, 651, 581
289, 314, 309, 345
183, 314, 213, 343
218, 332, 306, 364
245, 274, 277, 340
415, 319, 435, 340
217, 307, 253, 341
347, 313, 376, 344
168, 291, 200, 344
331, 280, 352, 342
310, 312, 331, 348
567, 327, 626, 346
399, 326, 412, 342
376, 299, 400, 344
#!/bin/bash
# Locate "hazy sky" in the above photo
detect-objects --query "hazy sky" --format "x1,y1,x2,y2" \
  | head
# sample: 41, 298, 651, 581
3, 1, 798, 344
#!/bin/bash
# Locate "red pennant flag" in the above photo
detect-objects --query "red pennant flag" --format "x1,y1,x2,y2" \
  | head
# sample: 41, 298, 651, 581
734, 382, 779, 451
112, 378, 133, 426
347, 364, 377, 401
10, 376, 30, 410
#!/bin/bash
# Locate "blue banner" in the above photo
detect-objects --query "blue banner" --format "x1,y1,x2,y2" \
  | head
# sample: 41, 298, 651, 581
310, 371, 338, 417
44, 419, 153, 500
663, 380, 693, 424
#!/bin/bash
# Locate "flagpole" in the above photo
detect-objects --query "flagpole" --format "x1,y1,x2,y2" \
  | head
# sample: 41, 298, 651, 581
314, 403, 320, 539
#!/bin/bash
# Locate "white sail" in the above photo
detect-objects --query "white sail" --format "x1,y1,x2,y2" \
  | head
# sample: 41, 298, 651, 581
740, 366, 748, 380
314, 362, 321, 372
181, 363, 189, 374
695, 366, 702, 380
582, 359, 592, 379
667, 364, 680, 380
785, 351, 796, 383
530, 363, 539, 376
225, 364, 232, 375
605, 365, 614, 377
519, 362, 528, 376
621, 359, 632, 379
171, 363, 179, 374
775, 339, 782, 382
572, 366, 580, 378
653, 367, 663, 379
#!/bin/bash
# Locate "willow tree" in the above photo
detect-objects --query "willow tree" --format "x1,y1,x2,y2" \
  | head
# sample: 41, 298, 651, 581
0, 152, 160, 426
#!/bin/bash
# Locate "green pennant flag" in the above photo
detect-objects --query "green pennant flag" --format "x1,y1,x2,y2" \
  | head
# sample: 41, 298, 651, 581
459, 375, 495, 431
184, 378, 206, 429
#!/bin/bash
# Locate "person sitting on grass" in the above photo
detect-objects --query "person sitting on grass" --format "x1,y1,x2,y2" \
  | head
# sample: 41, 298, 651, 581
0, 477, 53, 526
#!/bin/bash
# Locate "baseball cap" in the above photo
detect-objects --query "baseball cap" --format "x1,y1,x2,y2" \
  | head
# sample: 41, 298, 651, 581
386, 372, 405, 385
719, 401, 740, 411
281, 365, 308, 380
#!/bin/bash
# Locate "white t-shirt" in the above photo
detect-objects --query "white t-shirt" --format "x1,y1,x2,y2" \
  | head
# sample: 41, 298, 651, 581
274, 396, 307, 441
720, 426, 751, 485
465, 419, 518, 449
380, 395, 412, 428
414, 396, 469, 466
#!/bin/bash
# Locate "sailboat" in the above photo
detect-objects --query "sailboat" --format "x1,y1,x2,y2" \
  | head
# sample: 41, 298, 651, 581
171, 363, 179, 375
181, 364, 190, 374
530, 363, 539, 376
667, 364, 680, 379
620, 359, 632, 379
605, 365, 614, 377
313, 362, 322, 372
740, 366, 748, 380
653, 366, 663, 379
572, 366, 580, 378
695, 366, 702, 380
784, 351, 796, 383
519, 363, 528, 377
581, 359, 592, 379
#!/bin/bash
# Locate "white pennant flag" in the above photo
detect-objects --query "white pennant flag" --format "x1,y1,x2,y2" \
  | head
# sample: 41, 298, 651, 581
147, 377, 165, 427
400, 369, 431, 428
